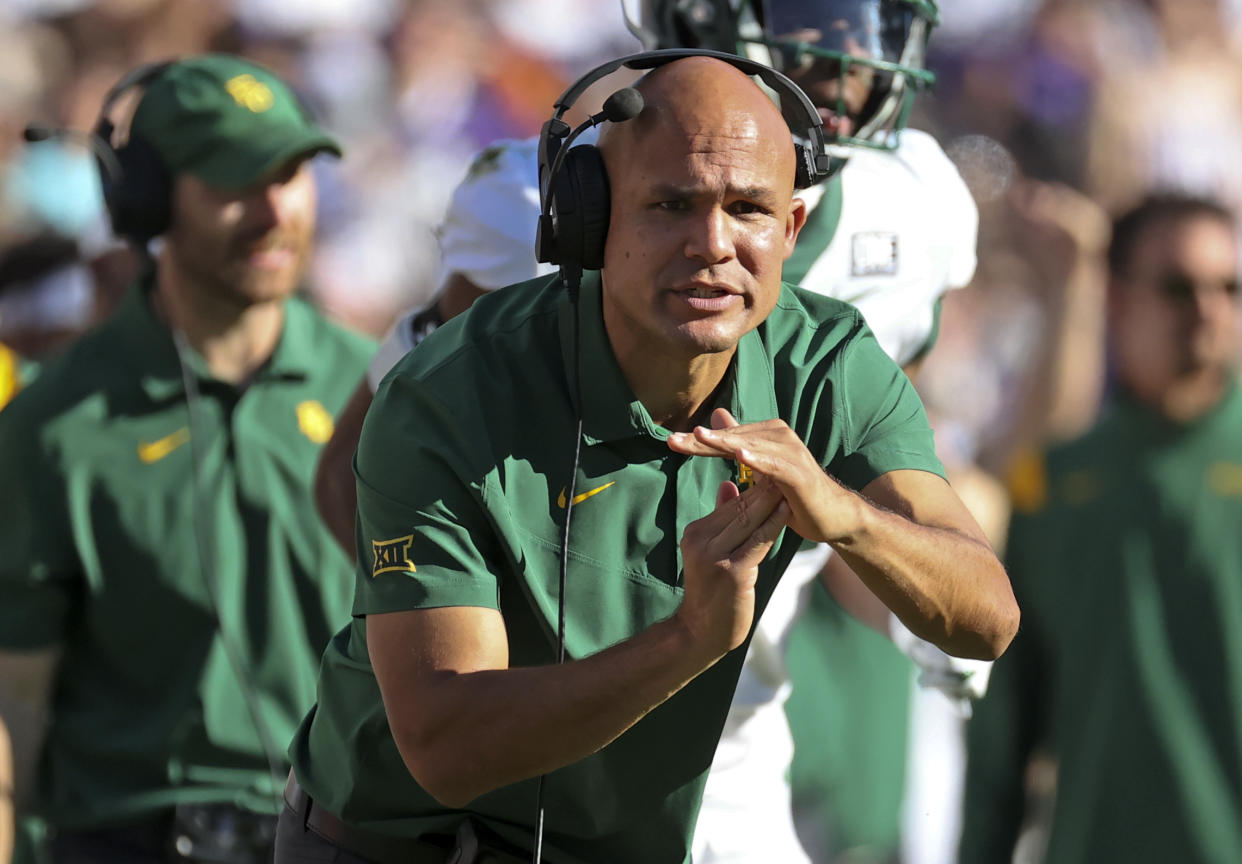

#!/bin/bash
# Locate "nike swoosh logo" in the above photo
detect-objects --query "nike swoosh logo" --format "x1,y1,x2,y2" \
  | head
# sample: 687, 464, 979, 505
556, 481, 616, 509
137, 426, 191, 464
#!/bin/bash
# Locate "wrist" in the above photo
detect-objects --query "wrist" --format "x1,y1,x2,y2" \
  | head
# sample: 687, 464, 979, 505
822, 482, 871, 546
661, 611, 727, 674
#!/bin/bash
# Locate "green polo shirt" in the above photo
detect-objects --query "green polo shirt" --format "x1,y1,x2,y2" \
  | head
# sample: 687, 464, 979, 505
289, 270, 944, 864
960, 383, 1242, 864
0, 277, 374, 829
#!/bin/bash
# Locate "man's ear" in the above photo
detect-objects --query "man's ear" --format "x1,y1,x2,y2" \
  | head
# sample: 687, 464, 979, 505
784, 196, 808, 259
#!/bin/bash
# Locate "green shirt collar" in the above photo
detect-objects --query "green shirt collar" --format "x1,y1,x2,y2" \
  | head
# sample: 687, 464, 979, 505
1110, 377, 1242, 442
559, 271, 780, 445
113, 271, 315, 402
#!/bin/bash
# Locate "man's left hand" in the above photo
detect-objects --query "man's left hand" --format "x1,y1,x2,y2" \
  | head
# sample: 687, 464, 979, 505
668, 407, 860, 544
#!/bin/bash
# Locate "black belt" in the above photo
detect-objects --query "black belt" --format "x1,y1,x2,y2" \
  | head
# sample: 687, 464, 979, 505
283, 772, 531, 864
283, 772, 453, 864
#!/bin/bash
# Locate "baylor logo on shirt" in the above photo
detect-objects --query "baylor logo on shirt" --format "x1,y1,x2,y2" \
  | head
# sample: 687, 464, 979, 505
297, 400, 334, 444
852, 232, 899, 277
372, 535, 415, 577
1207, 462, 1242, 497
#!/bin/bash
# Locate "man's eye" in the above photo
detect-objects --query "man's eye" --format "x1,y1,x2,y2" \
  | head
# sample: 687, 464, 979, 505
730, 201, 767, 216
653, 200, 688, 211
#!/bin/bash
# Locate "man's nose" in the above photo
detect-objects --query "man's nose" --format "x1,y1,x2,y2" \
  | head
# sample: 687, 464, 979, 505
683, 207, 734, 264
244, 182, 285, 233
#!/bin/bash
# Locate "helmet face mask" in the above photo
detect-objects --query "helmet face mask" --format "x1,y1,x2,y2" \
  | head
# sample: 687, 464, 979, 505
622, 0, 938, 157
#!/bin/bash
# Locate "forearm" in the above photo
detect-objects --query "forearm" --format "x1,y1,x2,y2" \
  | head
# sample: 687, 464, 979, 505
383, 614, 712, 807
831, 493, 1017, 660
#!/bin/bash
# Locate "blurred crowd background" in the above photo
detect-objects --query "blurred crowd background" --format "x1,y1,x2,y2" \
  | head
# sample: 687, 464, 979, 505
5, 0, 1242, 475
4, 1, 1242, 863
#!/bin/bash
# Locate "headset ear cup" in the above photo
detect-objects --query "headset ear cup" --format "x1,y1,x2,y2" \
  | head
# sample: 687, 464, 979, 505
793, 142, 813, 189
552, 145, 611, 271
107, 135, 171, 244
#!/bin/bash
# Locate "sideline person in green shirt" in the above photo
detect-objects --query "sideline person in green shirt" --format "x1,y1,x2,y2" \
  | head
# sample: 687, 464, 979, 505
278, 55, 1018, 864
959, 193, 1242, 864
0, 55, 373, 864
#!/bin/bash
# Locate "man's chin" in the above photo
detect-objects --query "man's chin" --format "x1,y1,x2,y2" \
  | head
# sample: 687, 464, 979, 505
673, 320, 752, 357
233, 267, 302, 304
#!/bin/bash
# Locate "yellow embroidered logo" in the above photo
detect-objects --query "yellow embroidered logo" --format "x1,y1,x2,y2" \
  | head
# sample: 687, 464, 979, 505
1006, 448, 1048, 514
556, 481, 616, 509
1207, 462, 1242, 498
297, 400, 334, 444
0, 343, 19, 410
225, 74, 275, 112
736, 462, 754, 490
372, 535, 415, 577
137, 426, 190, 464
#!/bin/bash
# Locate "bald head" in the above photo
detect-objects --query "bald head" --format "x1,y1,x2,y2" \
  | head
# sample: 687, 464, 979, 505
598, 56, 797, 190
594, 54, 808, 380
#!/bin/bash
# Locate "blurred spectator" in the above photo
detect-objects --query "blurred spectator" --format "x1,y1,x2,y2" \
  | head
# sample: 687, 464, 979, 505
0, 55, 373, 864
960, 191, 1242, 864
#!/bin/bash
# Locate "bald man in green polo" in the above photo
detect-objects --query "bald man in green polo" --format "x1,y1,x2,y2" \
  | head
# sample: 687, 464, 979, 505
0, 55, 373, 864
277, 56, 1018, 864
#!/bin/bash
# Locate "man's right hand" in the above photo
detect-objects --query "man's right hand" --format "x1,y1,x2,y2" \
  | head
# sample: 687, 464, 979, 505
676, 480, 789, 661
371, 479, 788, 808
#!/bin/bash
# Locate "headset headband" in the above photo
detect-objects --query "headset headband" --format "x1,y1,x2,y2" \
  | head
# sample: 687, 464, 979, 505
547, 48, 829, 185
536, 48, 831, 274
95, 60, 174, 144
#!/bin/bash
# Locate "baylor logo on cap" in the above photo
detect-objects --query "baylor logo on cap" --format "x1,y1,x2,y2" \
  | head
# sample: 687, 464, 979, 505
372, 535, 416, 577
226, 73, 275, 112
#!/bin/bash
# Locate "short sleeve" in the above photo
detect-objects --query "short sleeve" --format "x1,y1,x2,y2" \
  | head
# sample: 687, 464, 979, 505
434, 138, 557, 292
829, 321, 945, 491
351, 371, 502, 616
0, 403, 77, 649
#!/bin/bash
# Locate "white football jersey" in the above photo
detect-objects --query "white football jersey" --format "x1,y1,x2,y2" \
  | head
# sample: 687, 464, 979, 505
791, 128, 978, 366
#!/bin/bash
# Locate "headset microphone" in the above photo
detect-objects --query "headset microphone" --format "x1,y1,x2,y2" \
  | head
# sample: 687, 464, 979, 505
598, 86, 645, 123
22, 124, 123, 187
542, 86, 645, 209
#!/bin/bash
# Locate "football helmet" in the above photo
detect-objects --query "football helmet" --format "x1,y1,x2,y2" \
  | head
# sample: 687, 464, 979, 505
621, 0, 938, 154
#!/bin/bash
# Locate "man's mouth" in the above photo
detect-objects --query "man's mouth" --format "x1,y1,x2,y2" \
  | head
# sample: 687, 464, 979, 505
676, 283, 741, 312
246, 247, 295, 269
236, 235, 296, 269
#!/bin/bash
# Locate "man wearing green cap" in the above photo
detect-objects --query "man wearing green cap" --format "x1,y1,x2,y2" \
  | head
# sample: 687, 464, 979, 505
0, 55, 373, 864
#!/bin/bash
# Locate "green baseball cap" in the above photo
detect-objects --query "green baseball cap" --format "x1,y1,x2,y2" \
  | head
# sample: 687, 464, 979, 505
131, 54, 342, 189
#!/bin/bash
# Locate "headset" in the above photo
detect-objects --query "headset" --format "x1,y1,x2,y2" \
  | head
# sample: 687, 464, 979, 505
91, 60, 177, 245
529, 47, 829, 864
536, 47, 834, 290
22, 60, 174, 246
535, 47, 832, 290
